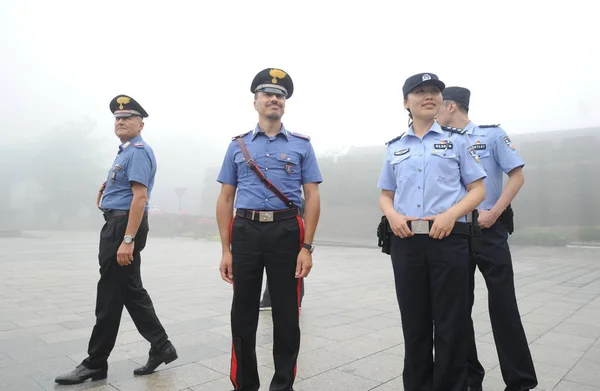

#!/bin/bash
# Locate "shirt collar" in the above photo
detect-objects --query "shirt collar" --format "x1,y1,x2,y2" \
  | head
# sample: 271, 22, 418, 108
119, 135, 143, 151
464, 121, 476, 134
252, 124, 289, 141
407, 121, 444, 137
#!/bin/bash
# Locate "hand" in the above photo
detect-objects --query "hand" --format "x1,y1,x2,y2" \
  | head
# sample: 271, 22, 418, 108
219, 251, 234, 284
422, 212, 457, 240
478, 209, 500, 229
117, 242, 134, 266
387, 212, 419, 238
96, 183, 106, 209
295, 248, 313, 278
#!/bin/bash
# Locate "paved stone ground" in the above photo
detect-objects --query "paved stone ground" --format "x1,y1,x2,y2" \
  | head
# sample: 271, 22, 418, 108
1, 231, 599, 391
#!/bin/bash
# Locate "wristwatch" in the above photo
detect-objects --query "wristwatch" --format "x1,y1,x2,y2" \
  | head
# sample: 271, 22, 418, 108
123, 235, 135, 244
302, 243, 315, 253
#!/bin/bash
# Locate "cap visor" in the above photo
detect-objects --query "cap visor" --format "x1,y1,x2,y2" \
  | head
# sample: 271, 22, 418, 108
406, 80, 446, 96
257, 87, 287, 96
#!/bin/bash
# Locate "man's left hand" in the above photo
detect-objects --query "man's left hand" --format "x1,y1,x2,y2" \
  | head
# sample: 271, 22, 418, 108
295, 249, 313, 278
478, 209, 500, 229
117, 242, 135, 266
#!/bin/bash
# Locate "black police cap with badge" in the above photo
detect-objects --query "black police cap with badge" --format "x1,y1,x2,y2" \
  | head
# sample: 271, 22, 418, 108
109, 95, 149, 118
250, 68, 294, 99
402, 72, 446, 98
442, 86, 471, 108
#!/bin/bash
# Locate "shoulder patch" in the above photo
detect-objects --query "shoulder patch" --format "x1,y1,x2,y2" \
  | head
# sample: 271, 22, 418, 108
231, 130, 252, 141
290, 131, 310, 141
441, 126, 466, 135
385, 132, 406, 145
478, 124, 500, 128
133, 143, 145, 149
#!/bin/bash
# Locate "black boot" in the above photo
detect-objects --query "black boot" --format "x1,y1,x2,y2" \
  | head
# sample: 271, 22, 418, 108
133, 344, 178, 376
55, 364, 107, 385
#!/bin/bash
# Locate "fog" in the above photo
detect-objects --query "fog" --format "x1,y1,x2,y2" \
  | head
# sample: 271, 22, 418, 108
1, 0, 599, 246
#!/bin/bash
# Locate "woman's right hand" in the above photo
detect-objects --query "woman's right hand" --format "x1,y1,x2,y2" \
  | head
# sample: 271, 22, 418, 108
387, 212, 418, 238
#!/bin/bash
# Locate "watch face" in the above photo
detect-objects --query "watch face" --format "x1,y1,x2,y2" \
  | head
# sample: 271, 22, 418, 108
124, 235, 133, 243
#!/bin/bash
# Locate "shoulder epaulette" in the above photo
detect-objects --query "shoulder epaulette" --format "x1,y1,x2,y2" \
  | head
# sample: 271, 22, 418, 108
231, 130, 252, 141
385, 132, 405, 145
478, 124, 500, 128
289, 131, 310, 141
133, 143, 145, 149
441, 126, 466, 134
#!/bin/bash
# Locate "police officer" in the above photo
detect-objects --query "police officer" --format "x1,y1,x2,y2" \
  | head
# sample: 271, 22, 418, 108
437, 86, 537, 391
260, 198, 306, 311
55, 95, 177, 385
378, 73, 487, 391
216, 68, 322, 391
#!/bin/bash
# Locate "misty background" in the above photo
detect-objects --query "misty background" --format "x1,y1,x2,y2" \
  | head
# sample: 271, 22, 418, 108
1, 0, 599, 247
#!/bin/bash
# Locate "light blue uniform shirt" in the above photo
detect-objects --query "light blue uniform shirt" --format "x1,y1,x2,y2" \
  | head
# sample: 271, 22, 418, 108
100, 135, 156, 210
465, 122, 524, 210
217, 124, 323, 210
377, 121, 487, 222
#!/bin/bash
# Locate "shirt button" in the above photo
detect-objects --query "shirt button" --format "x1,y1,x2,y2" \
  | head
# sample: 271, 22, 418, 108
266, 153, 270, 157
265, 199, 269, 202
438, 209, 443, 214
418, 186, 421, 189
265, 167, 269, 171
418, 168, 422, 172
419, 152, 422, 156
417, 204, 421, 208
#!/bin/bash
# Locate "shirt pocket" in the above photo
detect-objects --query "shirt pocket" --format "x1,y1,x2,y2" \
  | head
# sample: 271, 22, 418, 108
234, 151, 257, 178
110, 163, 128, 184
390, 152, 411, 179
429, 151, 459, 178
275, 152, 301, 180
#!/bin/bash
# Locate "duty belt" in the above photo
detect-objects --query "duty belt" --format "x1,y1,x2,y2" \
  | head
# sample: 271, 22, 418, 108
236, 208, 299, 223
388, 220, 471, 236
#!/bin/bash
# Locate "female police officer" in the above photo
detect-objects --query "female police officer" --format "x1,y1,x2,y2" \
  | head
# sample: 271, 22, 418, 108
377, 73, 486, 391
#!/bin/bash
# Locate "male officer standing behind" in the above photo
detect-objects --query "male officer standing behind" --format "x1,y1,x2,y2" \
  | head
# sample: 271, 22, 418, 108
216, 68, 322, 391
55, 95, 177, 385
436, 87, 537, 391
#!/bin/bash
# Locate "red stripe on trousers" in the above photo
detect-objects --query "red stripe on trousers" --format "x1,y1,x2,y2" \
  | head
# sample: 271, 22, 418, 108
294, 214, 305, 379
229, 216, 239, 389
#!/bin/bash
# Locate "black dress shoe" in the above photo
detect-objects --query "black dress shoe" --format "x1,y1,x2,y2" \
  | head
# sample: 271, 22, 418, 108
133, 344, 178, 375
55, 364, 107, 385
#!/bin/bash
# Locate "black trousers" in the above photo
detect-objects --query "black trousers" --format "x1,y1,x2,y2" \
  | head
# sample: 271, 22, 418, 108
230, 215, 304, 391
390, 234, 469, 391
261, 278, 304, 306
82, 214, 170, 369
467, 221, 537, 391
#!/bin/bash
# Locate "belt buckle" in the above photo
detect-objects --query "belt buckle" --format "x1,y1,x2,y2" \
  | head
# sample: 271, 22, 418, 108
411, 220, 430, 234
259, 211, 274, 222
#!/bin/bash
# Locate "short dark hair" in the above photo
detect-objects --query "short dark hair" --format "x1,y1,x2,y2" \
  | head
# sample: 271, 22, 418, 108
445, 100, 469, 114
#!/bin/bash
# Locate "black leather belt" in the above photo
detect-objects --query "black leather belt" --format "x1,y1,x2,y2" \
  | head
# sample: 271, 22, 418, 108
236, 208, 299, 223
387, 220, 471, 236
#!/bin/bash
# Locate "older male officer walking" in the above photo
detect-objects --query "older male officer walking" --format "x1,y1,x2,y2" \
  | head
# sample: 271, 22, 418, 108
55, 95, 177, 385
216, 68, 322, 391
437, 86, 537, 391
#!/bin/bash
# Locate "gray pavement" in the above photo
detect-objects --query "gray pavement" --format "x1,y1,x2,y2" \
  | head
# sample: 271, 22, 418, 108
1, 231, 599, 390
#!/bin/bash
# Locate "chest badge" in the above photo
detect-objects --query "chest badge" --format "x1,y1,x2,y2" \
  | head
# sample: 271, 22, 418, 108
434, 140, 453, 149
473, 140, 486, 150
394, 148, 410, 156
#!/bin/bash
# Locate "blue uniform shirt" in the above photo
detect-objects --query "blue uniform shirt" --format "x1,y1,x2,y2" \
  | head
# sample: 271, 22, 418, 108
465, 122, 524, 210
100, 135, 157, 210
217, 125, 323, 210
377, 121, 487, 222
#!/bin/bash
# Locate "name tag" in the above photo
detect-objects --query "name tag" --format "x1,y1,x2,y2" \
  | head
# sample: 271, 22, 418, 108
434, 143, 453, 149
473, 143, 486, 150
